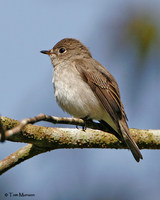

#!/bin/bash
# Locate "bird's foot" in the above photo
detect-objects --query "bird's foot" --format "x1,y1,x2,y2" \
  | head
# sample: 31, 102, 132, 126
81, 116, 93, 131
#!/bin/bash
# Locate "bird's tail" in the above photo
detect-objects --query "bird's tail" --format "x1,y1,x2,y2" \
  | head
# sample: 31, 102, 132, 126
119, 120, 143, 162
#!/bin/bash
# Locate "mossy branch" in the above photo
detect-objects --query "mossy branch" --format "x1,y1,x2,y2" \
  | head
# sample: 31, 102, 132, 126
0, 115, 160, 175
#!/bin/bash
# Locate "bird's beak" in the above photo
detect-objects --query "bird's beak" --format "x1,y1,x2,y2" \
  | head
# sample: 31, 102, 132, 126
40, 50, 52, 55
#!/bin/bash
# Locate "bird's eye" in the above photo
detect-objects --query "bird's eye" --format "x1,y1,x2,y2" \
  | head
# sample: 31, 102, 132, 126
59, 48, 66, 54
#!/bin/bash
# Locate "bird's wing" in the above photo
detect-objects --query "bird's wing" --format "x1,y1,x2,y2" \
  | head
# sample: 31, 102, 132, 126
75, 59, 143, 162
74, 58, 127, 126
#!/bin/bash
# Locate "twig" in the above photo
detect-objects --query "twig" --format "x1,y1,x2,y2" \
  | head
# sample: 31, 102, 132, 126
1, 115, 160, 175
4, 113, 108, 140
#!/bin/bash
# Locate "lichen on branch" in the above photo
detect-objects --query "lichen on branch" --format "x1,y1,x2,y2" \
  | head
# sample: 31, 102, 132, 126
0, 114, 160, 175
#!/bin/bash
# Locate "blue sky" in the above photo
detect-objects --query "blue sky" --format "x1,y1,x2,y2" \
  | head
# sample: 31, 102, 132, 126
0, 1, 160, 200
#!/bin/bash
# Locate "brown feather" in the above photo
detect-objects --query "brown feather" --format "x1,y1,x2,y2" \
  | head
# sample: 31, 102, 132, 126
75, 59, 123, 124
75, 58, 143, 162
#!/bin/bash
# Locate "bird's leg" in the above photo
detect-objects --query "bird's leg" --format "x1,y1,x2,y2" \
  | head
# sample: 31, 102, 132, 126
81, 116, 93, 131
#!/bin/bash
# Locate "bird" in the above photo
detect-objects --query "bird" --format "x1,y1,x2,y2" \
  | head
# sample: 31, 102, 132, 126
40, 38, 143, 162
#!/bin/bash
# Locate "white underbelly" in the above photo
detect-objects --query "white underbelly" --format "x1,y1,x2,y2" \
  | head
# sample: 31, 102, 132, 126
53, 64, 118, 131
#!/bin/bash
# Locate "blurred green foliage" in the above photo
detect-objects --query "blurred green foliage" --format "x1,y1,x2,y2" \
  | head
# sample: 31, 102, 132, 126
126, 15, 159, 63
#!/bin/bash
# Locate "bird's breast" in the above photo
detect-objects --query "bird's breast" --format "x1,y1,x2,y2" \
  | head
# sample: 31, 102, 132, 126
52, 63, 105, 119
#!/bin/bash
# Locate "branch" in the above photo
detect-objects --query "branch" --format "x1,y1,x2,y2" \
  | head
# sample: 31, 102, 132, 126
0, 114, 160, 175
0, 115, 5, 142
0, 144, 49, 175
3, 114, 107, 140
